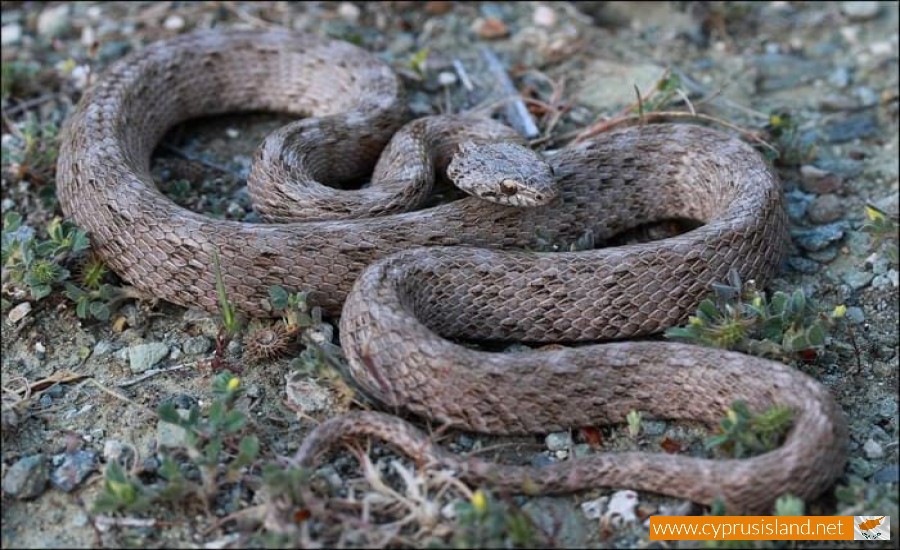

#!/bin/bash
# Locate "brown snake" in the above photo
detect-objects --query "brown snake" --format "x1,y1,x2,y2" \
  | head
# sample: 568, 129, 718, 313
56, 29, 847, 514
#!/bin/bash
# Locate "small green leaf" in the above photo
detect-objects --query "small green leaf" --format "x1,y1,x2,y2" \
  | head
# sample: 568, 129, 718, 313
268, 285, 289, 310
223, 410, 246, 433
90, 301, 110, 321
157, 402, 184, 425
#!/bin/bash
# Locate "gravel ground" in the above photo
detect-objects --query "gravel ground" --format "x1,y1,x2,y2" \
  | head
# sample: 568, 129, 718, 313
1, 2, 898, 548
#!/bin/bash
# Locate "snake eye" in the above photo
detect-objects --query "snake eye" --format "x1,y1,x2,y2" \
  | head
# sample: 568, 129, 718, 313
500, 179, 519, 195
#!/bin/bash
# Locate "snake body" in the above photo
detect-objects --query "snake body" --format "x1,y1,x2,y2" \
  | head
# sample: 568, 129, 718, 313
56, 29, 847, 513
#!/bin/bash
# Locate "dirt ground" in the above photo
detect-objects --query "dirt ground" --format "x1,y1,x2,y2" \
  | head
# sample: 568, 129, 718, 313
1, 2, 898, 548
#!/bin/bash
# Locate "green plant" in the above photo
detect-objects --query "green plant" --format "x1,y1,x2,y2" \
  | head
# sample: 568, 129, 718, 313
1, 113, 60, 189
626, 410, 642, 438
212, 249, 242, 337
158, 373, 259, 500
94, 373, 259, 514
706, 400, 793, 459
446, 489, 546, 549
862, 204, 899, 267
267, 285, 317, 333
0, 60, 40, 100
408, 48, 430, 77
2, 212, 134, 320
665, 269, 844, 359
763, 111, 815, 166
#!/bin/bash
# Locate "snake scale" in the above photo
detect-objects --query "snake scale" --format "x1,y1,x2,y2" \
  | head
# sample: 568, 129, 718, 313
56, 29, 847, 514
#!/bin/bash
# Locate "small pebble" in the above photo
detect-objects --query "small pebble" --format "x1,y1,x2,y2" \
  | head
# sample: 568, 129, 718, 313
2, 455, 48, 500
545, 431, 573, 451
800, 165, 843, 194
163, 14, 185, 31
284, 372, 333, 414
50, 450, 97, 492
103, 439, 125, 462
807, 194, 844, 224
788, 256, 821, 274
225, 128, 240, 139
157, 409, 190, 448
7, 301, 31, 323
533, 5, 557, 27
827, 66, 851, 89
93, 340, 114, 357
863, 438, 884, 459
845, 306, 865, 324
792, 222, 845, 252
473, 17, 509, 39
841, 1, 880, 20
843, 270, 874, 290
530, 453, 556, 468
37, 4, 70, 37
437, 71, 457, 86
337, 2, 361, 23
182, 335, 212, 355
127, 342, 170, 373
872, 464, 899, 484
1, 24, 22, 46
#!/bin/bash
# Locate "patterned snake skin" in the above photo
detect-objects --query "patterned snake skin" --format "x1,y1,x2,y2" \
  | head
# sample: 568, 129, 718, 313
56, 29, 847, 513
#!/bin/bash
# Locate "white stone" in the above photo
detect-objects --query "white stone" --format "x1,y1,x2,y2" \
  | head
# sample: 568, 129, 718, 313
163, 15, 185, 31
1, 24, 22, 46
533, 5, 557, 27
7, 301, 31, 323
863, 438, 884, 459
841, 1, 880, 20
338, 2, 361, 22
37, 4, 70, 37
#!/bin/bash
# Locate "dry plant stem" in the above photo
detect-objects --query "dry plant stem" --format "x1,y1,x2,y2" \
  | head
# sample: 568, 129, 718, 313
56, 29, 846, 514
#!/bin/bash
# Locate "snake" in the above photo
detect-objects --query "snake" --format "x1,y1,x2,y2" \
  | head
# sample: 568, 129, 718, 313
56, 29, 847, 514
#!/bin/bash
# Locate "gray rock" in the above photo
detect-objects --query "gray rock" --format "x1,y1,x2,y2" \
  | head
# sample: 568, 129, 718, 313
182, 335, 212, 356
575, 60, 666, 111
787, 256, 821, 274
1, 24, 22, 46
127, 342, 169, 373
872, 270, 899, 289
753, 53, 829, 91
2, 455, 48, 500
841, 1, 880, 20
93, 340, 115, 357
807, 194, 844, 224
642, 419, 667, 436
828, 66, 851, 89
36, 4, 70, 37
792, 222, 846, 251
800, 165, 844, 194
854, 86, 879, 107
845, 306, 865, 324
863, 438, 884, 459
872, 464, 899, 484
843, 270, 874, 290
806, 247, 839, 263
545, 431, 573, 451
530, 453, 556, 468
157, 409, 190, 449
874, 193, 900, 218
50, 450, 97, 492
824, 113, 879, 143
572, 443, 593, 458
785, 189, 813, 221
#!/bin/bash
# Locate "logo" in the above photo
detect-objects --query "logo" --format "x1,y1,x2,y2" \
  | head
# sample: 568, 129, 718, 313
854, 516, 890, 541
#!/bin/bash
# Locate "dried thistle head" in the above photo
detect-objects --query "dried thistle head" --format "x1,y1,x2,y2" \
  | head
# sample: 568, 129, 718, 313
243, 322, 291, 362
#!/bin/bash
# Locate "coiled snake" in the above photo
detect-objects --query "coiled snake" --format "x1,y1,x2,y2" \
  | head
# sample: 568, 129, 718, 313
56, 29, 847, 514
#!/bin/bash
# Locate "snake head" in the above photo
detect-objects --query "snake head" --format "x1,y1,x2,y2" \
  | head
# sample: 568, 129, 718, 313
447, 141, 558, 207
